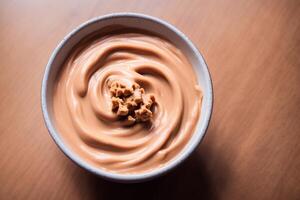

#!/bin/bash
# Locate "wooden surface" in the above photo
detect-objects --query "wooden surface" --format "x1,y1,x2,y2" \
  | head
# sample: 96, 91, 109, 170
1, 0, 300, 199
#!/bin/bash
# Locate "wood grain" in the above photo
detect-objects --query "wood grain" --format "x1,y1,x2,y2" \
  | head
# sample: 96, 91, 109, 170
0, 0, 299, 199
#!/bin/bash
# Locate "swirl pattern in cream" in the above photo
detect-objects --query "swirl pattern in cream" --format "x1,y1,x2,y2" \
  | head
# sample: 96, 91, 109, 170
53, 31, 202, 173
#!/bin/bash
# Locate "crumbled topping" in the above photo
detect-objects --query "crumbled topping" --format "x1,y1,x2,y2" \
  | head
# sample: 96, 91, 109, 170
108, 80, 156, 125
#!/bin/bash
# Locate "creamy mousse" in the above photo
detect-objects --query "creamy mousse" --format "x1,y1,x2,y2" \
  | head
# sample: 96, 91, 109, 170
53, 30, 202, 174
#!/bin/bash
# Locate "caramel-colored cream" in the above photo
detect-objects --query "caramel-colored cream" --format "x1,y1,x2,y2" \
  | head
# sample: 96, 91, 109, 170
53, 31, 202, 174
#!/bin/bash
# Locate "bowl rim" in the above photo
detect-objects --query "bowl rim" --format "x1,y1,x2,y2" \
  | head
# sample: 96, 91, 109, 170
41, 12, 213, 183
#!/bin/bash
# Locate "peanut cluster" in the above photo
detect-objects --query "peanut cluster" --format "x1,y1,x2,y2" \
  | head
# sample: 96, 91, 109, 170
109, 81, 156, 126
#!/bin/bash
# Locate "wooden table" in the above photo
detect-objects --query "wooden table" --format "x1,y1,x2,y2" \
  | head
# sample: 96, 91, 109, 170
1, 0, 299, 199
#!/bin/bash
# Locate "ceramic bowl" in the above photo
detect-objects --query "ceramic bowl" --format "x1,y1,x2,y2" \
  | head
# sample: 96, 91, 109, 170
41, 12, 213, 183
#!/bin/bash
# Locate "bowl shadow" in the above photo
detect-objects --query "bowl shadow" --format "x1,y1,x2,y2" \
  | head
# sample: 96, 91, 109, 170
58, 127, 230, 200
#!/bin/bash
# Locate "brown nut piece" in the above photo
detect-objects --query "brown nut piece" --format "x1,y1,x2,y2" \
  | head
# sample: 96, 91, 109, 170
109, 80, 156, 125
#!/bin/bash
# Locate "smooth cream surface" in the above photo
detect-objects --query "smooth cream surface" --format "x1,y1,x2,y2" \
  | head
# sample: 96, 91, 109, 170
53, 31, 202, 174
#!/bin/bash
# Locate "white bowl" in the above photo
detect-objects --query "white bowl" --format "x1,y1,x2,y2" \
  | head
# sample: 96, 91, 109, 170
41, 13, 213, 183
